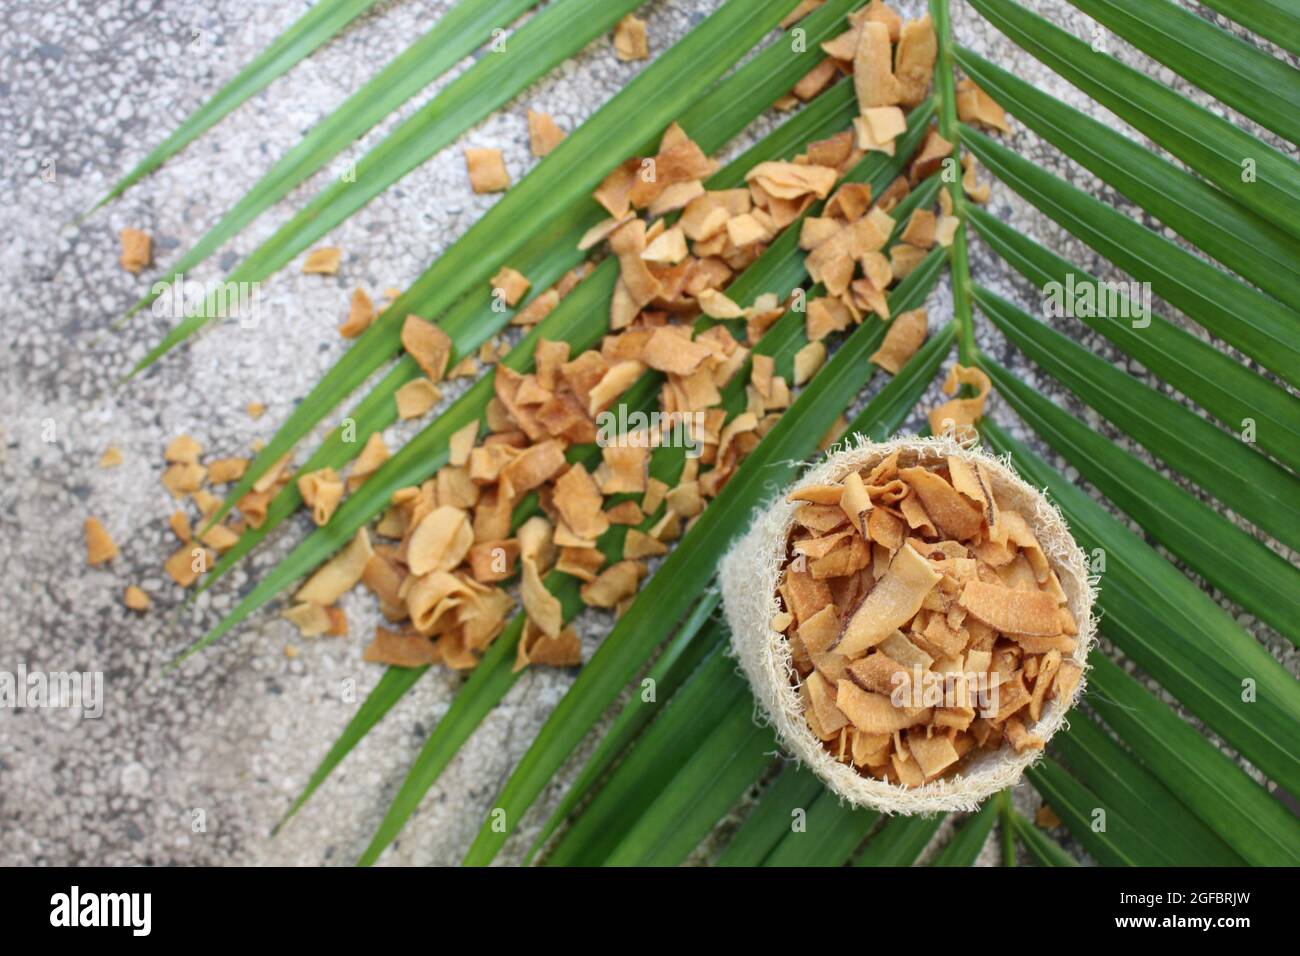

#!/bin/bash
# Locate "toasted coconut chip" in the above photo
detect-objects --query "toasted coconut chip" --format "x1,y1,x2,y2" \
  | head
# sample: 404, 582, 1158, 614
207, 457, 248, 484
928, 363, 991, 436
860, 251, 893, 293
933, 215, 959, 247
447, 420, 479, 468
521, 555, 564, 638
959, 581, 1061, 637
854, 106, 906, 155
588, 360, 646, 416
165, 434, 203, 464
826, 182, 873, 223
119, 227, 151, 273
297, 468, 344, 526
597, 445, 649, 495
464, 147, 510, 193
792, 340, 826, 386
339, 447, 385, 504
746, 161, 839, 201
910, 129, 953, 183
527, 109, 566, 157
793, 57, 839, 102
463, 539, 516, 584
806, 672, 850, 735
641, 325, 712, 375
837, 680, 931, 733
696, 287, 745, 320
168, 509, 192, 542
407, 506, 472, 576
295, 528, 373, 606
365, 627, 439, 668
726, 212, 773, 247
789, 483, 844, 506
898, 493, 937, 537
820, 25, 860, 61
500, 439, 566, 494
99, 445, 124, 468
613, 13, 649, 60
782, 0, 825, 27
514, 621, 582, 672
853, 21, 900, 109
554, 463, 611, 540
642, 477, 669, 516
165, 545, 211, 587
580, 559, 645, 608
907, 727, 959, 777
866, 505, 904, 552
956, 79, 1010, 133
123, 585, 151, 611
801, 216, 842, 251
838, 544, 942, 657
642, 226, 689, 265
805, 296, 851, 342
406, 571, 473, 635
899, 466, 982, 539
490, 266, 531, 308
593, 159, 641, 218
839, 471, 874, 535
605, 501, 644, 526
894, 15, 937, 106
551, 545, 602, 583
84, 517, 118, 565
579, 212, 636, 251
400, 315, 453, 384
338, 288, 376, 338
869, 307, 928, 375
283, 602, 335, 638
1005, 717, 1045, 753
889, 243, 927, 281
302, 247, 343, 275
961, 153, 991, 203
899, 207, 936, 248
196, 520, 239, 553
162, 462, 206, 498
847, 651, 907, 694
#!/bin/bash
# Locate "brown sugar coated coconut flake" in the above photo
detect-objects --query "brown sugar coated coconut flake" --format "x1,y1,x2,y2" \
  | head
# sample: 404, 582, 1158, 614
719, 434, 1095, 814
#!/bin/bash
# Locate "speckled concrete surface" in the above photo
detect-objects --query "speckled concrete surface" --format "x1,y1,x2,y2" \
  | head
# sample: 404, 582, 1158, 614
0, 0, 1293, 867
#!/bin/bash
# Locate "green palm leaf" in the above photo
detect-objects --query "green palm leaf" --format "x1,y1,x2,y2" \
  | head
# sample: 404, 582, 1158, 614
1182, 0, 1300, 58
955, 46, 1300, 308
89, 0, 380, 211
123, 0, 541, 322
1005, 812, 1076, 867
760, 788, 878, 867
1064, 0, 1300, 143
969, 0, 1300, 233
962, 125, 1300, 387
853, 814, 944, 866
930, 799, 998, 866
716, 766, 825, 867
1024, 760, 1152, 866
966, 207, 1300, 474
1085, 652, 1300, 866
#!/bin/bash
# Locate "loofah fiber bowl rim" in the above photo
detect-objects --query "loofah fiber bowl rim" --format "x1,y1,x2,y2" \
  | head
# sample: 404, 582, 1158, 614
719, 433, 1097, 816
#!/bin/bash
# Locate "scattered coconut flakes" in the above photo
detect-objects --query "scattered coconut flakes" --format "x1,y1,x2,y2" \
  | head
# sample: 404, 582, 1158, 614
283, 602, 335, 638
364, 627, 439, 668
123, 585, 150, 611
295, 528, 373, 605
99, 446, 123, 468
119, 228, 151, 273
302, 247, 341, 275
199, 522, 240, 552
521, 555, 564, 638
392, 378, 438, 421
246, 402, 265, 419
613, 13, 649, 61
792, 340, 826, 386
490, 266, 531, 308
746, 161, 839, 201
448, 420, 479, 467
169, 510, 192, 542
297, 467, 345, 526
642, 226, 689, 265
207, 457, 248, 484
165, 545, 211, 587
961, 153, 991, 203
935, 214, 961, 247
251, 452, 291, 494
894, 15, 937, 107
161, 462, 206, 498
928, 363, 991, 436
527, 109, 566, 157
910, 129, 953, 183
899, 208, 936, 249
854, 106, 906, 155
408, 505, 473, 576
514, 622, 582, 672
164, 435, 202, 464
793, 57, 839, 102
696, 288, 745, 319
853, 21, 901, 109
339, 288, 375, 338
580, 559, 645, 608
464, 147, 510, 193
956, 78, 1010, 133
960, 581, 1062, 637
889, 242, 928, 280
513, 288, 560, 327
400, 315, 453, 383
84, 517, 118, 565
869, 307, 928, 374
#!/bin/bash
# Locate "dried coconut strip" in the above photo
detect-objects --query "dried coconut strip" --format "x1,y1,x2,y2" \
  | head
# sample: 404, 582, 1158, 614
464, 147, 510, 193
408, 506, 473, 576
581, 559, 645, 608
869, 308, 928, 374
349, 433, 390, 490
839, 471, 873, 535
956, 79, 1010, 133
837, 544, 941, 657
894, 16, 937, 106
364, 627, 439, 668
960, 581, 1062, 636
295, 529, 373, 605
490, 266, 531, 308
928, 364, 991, 436
84, 517, 118, 565
297, 468, 345, 526
613, 13, 648, 61
898, 466, 982, 540
208, 457, 249, 484
745, 161, 838, 201
339, 288, 375, 337
554, 463, 610, 540
448, 420, 479, 467
400, 316, 453, 384
890, 243, 927, 280
792, 341, 826, 386
527, 109, 566, 157
124, 585, 150, 611
836, 680, 931, 733
853, 21, 900, 109
302, 247, 341, 275
120, 228, 151, 273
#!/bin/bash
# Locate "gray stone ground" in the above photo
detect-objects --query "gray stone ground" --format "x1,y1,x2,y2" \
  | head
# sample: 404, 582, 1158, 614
0, 0, 1293, 866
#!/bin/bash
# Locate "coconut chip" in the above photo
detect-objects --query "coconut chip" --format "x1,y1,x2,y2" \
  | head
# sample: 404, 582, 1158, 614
464, 147, 510, 193
869, 307, 927, 374
302, 247, 341, 275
